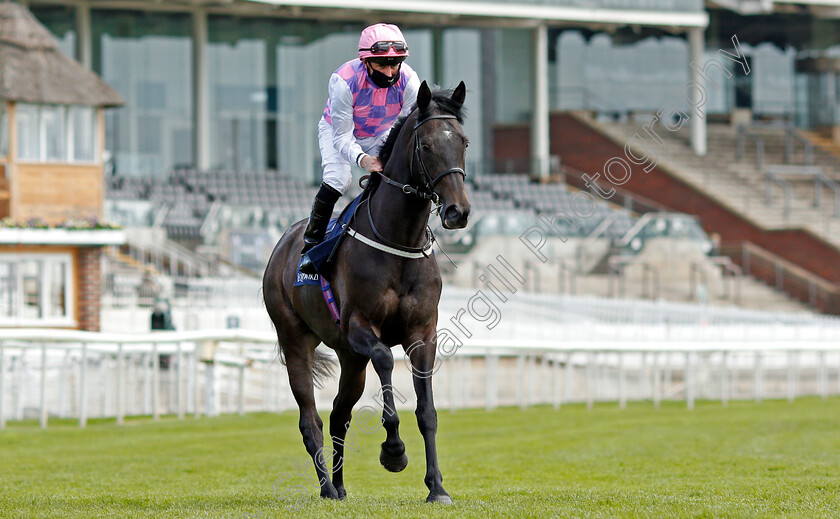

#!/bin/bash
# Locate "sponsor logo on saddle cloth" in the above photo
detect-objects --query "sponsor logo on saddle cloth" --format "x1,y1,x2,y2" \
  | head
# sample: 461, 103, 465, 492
294, 259, 321, 286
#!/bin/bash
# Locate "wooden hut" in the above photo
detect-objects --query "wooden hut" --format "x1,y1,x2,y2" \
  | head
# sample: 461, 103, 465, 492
0, 1, 124, 330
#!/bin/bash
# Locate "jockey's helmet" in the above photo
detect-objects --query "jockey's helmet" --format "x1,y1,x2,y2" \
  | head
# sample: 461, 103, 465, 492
358, 23, 409, 65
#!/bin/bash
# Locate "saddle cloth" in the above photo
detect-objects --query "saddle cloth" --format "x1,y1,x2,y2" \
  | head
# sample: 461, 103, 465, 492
293, 192, 364, 287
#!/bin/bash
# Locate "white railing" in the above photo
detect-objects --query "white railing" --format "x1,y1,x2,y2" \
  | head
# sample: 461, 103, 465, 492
2, 327, 840, 429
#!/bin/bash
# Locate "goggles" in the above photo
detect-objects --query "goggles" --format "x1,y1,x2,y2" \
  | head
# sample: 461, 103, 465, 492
359, 41, 408, 55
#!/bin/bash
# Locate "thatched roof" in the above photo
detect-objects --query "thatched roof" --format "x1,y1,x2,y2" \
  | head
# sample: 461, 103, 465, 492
0, 1, 123, 107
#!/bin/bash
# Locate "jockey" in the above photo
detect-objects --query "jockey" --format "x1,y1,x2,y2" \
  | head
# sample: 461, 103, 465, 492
299, 23, 420, 274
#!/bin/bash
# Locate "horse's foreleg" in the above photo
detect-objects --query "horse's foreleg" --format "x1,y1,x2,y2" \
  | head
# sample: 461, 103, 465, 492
347, 317, 408, 473
284, 346, 340, 499
329, 352, 368, 499
405, 337, 451, 504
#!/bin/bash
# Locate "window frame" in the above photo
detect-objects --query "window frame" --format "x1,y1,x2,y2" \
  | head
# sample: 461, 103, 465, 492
15, 103, 98, 165
0, 253, 75, 327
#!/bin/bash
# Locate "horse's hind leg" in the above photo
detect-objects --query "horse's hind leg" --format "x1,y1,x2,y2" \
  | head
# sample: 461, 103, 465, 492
328, 351, 369, 499
347, 316, 408, 473
273, 309, 340, 499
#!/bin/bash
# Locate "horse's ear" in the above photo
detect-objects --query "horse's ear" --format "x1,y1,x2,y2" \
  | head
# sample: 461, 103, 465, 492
451, 81, 466, 108
418, 80, 431, 111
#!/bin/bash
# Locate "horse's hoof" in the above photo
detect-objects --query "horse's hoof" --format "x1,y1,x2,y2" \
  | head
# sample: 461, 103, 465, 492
379, 450, 408, 472
320, 488, 340, 500
426, 492, 452, 504
336, 487, 347, 500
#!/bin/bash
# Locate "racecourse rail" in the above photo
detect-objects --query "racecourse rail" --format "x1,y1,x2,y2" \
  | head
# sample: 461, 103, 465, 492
2, 325, 840, 429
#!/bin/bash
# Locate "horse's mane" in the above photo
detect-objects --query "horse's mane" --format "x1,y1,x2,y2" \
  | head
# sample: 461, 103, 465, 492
379, 87, 467, 168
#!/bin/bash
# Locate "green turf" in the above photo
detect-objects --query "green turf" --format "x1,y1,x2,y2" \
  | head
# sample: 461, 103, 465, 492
2, 398, 840, 518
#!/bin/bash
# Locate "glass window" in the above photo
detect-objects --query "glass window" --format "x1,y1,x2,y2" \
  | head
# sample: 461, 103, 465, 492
0, 262, 16, 318
21, 259, 43, 319
43, 105, 67, 161
70, 106, 96, 162
50, 260, 67, 318
0, 255, 73, 324
94, 10, 193, 177
0, 103, 7, 158
17, 104, 40, 161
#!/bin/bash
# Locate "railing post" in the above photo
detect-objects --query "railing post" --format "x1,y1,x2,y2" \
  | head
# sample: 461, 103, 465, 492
652, 352, 661, 409
117, 344, 124, 425
753, 352, 762, 403
486, 352, 498, 411
819, 350, 827, 400
586, 352, 594, 411
0, 341, 4, 430
152, 342, 160, 420
238, 363, 246, 417
618, 352, 626, 410
516, 354, 525, 410
177, 342, 184, 420
686, 352, 695, 411
552, 354, 561, 410
193, 347, 201, 418
743, 246, 751, 277
787, 351, 797, 403
721, 351, 729, 407
40, 343, 48, 430
757, 140, 764, 171
80, 343, 88, 428
205, 361, 217, 417
564, 352, 574, 405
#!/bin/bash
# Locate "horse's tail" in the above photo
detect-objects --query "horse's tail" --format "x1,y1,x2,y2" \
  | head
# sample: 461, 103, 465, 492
311, 349, 337, 389
273, 344, 336, 390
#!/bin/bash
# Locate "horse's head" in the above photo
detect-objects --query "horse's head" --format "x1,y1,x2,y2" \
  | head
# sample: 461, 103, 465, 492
411, 81, 471, 230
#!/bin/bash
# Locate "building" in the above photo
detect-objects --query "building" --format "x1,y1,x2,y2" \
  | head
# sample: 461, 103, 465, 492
14, 0, 839, 185
0, 0, 124, 330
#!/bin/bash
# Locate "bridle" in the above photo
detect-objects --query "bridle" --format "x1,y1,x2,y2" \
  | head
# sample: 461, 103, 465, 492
376, 113, 467, 204
350, 111, 467, 259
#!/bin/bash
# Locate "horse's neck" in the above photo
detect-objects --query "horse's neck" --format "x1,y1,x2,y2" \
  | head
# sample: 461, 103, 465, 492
366, 178, 430, 249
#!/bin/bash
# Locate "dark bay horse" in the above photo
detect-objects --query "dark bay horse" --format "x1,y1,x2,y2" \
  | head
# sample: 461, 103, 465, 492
263, 81, 470, 504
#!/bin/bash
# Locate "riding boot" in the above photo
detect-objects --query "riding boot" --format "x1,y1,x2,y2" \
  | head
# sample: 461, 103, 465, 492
299, 182, 341, 274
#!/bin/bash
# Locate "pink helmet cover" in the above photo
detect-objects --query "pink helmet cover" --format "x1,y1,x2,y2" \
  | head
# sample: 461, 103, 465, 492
358, 23, 409, 59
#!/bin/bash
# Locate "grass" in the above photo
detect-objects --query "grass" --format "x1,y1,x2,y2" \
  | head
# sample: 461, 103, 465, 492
2, 398, 840, 518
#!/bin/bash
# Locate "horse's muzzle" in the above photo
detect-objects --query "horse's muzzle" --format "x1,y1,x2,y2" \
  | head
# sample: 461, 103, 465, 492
442, 204, 470, 229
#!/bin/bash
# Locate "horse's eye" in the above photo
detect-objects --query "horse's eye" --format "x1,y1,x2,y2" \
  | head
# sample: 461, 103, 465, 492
421, 144, 431, 152
465, 140, 470, 149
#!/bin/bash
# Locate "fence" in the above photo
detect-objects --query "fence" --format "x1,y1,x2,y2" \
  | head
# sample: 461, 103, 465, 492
2, 326, 840, 429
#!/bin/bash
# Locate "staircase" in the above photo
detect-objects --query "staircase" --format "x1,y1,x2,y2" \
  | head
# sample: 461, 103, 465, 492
527, 112, 840, 313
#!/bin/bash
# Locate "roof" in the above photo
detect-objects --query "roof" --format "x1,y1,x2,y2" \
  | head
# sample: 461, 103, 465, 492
0, 1, 123, 107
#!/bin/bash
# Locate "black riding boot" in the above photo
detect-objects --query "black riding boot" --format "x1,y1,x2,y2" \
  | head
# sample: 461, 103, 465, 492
299, 182, 341, 274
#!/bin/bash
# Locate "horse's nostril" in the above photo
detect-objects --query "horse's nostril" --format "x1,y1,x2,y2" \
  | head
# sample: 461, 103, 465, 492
444, 206, 462, 223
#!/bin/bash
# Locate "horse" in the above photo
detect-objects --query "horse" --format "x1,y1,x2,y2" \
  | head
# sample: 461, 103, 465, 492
262, 80, 471, 504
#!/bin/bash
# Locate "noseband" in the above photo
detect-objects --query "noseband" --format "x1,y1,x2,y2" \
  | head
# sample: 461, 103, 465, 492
376, 113, 467, 202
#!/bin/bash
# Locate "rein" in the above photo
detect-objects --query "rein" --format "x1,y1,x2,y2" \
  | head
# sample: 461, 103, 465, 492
348, 112, 466, 259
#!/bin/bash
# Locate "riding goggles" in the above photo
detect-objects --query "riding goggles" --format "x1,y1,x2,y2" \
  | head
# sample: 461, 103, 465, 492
359, 41, 408, 55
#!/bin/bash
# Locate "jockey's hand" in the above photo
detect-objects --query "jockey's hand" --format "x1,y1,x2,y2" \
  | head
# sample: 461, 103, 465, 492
360, 155, 383, 173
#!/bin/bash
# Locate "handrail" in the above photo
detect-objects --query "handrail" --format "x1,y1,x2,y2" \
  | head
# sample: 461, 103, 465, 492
562, 166, 671, 215
736, 125, 765, 171
763, 172, 792, 220
814, 175, 840, 217
558, 260, 576, 294
608, 257, 657, 300
785, 126, 814, 166
719, 241, 840, 313
691, 258, 742, 305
